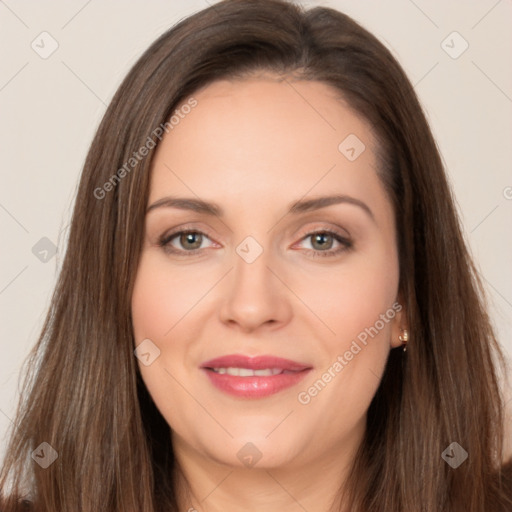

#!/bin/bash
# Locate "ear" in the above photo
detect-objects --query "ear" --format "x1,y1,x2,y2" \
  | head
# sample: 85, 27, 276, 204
390, 292, 408, 349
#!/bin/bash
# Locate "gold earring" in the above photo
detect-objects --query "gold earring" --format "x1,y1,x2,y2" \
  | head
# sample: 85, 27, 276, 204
399, 329, 409, 352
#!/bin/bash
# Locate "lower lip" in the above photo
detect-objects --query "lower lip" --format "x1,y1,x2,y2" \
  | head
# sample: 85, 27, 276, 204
202, 368, 312, 398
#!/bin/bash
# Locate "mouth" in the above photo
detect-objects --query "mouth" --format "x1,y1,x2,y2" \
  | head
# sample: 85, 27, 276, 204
200, 354, 312, 399
209, 367, 295, 376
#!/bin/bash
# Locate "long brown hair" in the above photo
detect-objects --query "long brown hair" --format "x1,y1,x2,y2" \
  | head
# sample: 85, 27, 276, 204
1, 0, 511, 510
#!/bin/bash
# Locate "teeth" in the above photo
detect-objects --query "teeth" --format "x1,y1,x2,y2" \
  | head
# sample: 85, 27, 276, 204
211, 367, 282, 377
254, 368, 281, 376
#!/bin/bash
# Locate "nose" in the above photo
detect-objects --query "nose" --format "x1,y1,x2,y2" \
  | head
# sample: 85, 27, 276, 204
219, 241, 293, 333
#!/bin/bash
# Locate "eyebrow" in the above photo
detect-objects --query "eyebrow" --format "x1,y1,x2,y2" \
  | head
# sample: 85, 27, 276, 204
146, 194, 375, 221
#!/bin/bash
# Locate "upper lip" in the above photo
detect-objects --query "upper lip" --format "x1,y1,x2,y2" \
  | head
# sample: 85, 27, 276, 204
201, 354, 312, 371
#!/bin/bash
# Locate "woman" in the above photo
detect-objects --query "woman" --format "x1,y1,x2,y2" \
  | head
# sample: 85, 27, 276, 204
1, 0, 511, 510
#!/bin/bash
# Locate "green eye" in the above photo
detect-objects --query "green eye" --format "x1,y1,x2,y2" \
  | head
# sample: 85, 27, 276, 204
159, 230, 212, 255
299, 231, 353, 258
158, 229, 352, 258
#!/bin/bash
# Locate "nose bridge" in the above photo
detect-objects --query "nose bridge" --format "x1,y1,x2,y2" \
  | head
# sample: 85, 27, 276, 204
219, 231, 291, 330
231, 233, 275, 298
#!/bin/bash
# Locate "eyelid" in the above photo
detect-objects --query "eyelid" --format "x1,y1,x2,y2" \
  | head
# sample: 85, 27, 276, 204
158, 225, 218, 252
159, 222, 216, 242
292, 224, 351, 244
291, 227, 352, 257
158, 223, 353, 257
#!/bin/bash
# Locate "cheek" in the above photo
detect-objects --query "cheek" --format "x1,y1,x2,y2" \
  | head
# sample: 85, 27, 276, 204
131, 253, 197, 342
131, 254, 197, 424
131, 269, 167, 343
297, 249, 398, 403
298, 248, 399, 348
130, 252, 212, 388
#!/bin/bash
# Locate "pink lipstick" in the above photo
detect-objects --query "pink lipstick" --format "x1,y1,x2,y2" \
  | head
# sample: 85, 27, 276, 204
200, 354, 312, 398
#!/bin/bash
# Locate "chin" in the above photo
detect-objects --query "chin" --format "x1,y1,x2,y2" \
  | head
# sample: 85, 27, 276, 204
194, 430, 305, 470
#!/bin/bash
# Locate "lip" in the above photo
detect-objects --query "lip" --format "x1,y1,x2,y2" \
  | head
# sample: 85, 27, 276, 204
201, 354, 311, 372
200, 354, 312, 399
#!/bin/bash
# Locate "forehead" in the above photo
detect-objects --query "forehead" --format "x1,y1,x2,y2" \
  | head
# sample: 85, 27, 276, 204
148, 77, 387, 219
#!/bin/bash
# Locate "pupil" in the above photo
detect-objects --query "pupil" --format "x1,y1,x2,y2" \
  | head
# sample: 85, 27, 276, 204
313, 233, 332, 250
182, 232, 201, 249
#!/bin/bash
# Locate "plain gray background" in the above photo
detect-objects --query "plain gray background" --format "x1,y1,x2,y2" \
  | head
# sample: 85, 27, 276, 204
1, 0, 511, 463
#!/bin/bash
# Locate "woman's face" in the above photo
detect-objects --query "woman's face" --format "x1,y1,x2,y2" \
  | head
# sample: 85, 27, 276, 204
131, 77, 405, 471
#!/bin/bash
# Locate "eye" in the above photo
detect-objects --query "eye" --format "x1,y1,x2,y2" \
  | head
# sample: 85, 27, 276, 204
158, 229, 215, 255
296, 230, 353, 258
158, 228, 353, 258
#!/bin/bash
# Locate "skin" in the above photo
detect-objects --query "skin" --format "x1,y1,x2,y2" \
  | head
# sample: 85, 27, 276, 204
131, 75, 407, 512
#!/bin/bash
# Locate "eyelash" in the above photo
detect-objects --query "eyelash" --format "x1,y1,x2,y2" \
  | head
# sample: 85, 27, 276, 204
158, 228, 353, 258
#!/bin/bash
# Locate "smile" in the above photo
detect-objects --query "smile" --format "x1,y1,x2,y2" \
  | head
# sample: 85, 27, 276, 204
211, 367, 290, 376
201, 354, 312, 398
